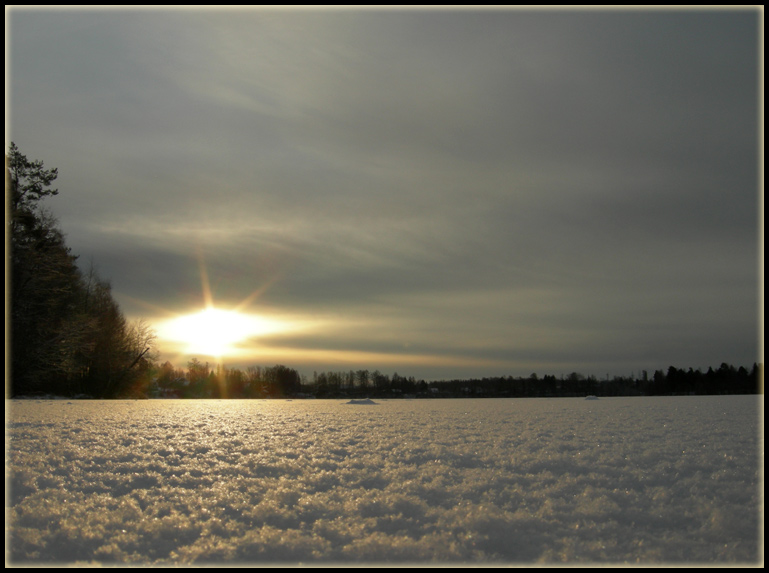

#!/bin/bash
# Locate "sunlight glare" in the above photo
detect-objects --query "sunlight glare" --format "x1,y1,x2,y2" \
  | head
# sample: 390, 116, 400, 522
160, 307, 286, 359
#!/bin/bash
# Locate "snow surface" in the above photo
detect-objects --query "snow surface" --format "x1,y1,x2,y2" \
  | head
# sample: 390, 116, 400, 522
6, 396, 762, 565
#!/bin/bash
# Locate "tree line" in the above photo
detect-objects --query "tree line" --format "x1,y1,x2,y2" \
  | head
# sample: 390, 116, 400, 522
147, 360, 761, 400
149, 363, 427, 399
150, 360, 301, 399
8, 143, 157, 398
424, 363, 762, 398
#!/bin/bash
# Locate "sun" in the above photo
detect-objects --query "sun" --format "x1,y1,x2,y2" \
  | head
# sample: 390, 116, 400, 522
159, 306, 285, 359
144, 246, 302, 363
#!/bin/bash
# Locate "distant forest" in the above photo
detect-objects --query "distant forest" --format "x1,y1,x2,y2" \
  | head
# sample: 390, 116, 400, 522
144, 360, 762, 400
7, 144, 764, 400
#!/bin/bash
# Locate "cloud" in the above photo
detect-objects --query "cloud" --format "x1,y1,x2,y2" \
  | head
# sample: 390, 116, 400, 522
8, 8, 760, 376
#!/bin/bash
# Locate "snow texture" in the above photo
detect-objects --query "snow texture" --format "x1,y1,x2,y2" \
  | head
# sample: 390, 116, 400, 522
6, 396, 762, 565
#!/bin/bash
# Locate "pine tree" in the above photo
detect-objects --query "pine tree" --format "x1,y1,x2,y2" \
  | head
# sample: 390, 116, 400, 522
8, 143, 157, 397
8, 143, 78, 394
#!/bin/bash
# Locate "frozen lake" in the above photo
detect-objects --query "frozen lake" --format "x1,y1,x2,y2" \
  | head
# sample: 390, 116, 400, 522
6, 396, 762, 565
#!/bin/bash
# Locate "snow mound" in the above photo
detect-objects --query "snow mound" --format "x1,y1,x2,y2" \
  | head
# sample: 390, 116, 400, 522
344, 398, 378, 405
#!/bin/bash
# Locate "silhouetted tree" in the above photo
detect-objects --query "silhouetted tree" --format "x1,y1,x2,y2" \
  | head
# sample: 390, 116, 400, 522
356, 369, 370, 391
227, 367, 247, 398
186, 358, 210, 396
263, 364, 301, 397
8, 143, 158, 397
8, 142, 58, 235
372, 370, 390, 393
9, 145, 86, 394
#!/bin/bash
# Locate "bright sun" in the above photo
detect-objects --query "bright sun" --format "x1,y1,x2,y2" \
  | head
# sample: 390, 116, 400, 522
160, 307, 284, 359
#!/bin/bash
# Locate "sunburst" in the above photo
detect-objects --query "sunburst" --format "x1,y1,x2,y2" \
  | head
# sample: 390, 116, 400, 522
129, 245, 293, 364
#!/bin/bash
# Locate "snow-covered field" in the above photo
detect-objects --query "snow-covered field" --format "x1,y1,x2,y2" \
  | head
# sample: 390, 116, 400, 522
6, 396, 762, 565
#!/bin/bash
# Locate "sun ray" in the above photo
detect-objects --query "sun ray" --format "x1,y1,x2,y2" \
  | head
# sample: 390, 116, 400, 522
126, 240, 298, 367
232, 271, 284, 314
146, 245, 299, 363
196, 244, 215, 310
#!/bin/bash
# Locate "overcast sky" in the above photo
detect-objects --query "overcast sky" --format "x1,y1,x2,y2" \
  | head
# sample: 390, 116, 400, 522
7, 7, 761, 380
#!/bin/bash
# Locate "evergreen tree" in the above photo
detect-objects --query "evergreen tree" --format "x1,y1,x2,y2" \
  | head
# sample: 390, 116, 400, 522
8, 143, 77, 394
8, 143, 156, 397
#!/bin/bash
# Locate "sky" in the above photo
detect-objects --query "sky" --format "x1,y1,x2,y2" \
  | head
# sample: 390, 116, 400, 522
6, 7, 762, 381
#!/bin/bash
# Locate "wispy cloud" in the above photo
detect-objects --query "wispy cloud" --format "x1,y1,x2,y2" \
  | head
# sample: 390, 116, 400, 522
8, 8, 759, 377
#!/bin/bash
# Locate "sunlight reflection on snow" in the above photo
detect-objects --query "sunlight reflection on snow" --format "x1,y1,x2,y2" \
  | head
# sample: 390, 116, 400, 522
6, 396, 761, 564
